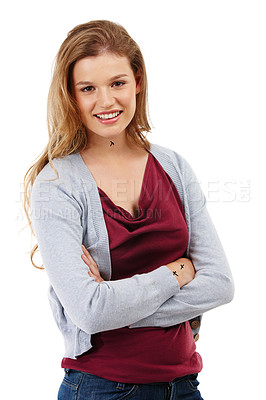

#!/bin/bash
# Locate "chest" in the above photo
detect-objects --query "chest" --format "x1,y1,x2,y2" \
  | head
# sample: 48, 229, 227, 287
99, 177, 142, 218
87, 156, 150, 218
97, 156, 189, 279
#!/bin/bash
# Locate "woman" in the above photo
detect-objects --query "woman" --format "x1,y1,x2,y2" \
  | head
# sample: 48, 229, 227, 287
24, 20, 234, 400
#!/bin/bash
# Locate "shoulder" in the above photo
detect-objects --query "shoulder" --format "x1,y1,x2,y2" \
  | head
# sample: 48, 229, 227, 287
150, 142, 205, 212
149, 142, 195, 182
31, 153, 82, 202
34, 153, 80, 183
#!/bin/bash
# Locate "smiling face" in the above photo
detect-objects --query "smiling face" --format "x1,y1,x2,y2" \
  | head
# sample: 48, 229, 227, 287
72, 52, 141, 143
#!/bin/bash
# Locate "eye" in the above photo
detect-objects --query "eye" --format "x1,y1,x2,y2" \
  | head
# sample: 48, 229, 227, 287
112, 81, 126, 88
81, 86, 94, 93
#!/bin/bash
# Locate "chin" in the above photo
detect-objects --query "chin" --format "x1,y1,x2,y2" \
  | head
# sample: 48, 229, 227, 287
88, 127, 127, 141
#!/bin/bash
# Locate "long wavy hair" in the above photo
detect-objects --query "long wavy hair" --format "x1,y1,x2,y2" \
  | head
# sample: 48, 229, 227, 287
24, 20, 151, 268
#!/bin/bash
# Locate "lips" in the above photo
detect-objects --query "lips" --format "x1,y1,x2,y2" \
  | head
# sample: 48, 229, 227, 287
94, 110, 123, 120
94, 110, 123, 125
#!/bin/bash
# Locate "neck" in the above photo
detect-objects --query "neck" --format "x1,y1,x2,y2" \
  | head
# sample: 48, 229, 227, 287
82, 131, 137, 161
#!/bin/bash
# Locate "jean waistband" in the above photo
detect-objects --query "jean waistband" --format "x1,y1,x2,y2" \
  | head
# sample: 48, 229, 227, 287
64, 369, 198, 385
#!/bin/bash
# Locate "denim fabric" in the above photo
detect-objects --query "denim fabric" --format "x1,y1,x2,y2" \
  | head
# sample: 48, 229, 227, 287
58, 369, 203, 400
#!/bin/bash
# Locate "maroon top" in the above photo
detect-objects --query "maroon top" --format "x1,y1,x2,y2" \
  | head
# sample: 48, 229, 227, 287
62, 152, 202, 383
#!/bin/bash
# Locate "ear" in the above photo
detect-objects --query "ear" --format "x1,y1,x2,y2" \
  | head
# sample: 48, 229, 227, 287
135, 73, 141, 94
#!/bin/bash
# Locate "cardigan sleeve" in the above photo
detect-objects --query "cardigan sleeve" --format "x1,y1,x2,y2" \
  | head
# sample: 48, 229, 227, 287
30, 161, 179, 335
129, 155, 235, 329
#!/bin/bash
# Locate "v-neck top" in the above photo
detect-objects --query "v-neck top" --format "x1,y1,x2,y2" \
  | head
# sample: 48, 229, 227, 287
62, 152, 203, 382
97, 151, 152, 221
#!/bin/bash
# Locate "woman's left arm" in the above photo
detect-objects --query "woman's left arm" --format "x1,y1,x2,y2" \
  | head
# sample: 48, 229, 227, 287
129, 154, 235, 329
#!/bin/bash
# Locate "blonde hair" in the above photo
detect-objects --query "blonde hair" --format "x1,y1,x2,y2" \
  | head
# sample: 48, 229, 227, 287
23, 20, 151, 268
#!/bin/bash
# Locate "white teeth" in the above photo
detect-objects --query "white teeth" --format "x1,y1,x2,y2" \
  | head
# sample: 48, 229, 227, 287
96, 111, 121, 119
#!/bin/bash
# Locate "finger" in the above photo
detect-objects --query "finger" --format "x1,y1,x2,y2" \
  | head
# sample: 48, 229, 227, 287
87, 269, 95, 278
81, 245, 97, 267
81, 254, 91, 267
84, 263, 97, 279
81, 254, 100, 277
81, 245, 99, 273
87, 269, 101, 282
87, 262, 100, 276
81, 244, 93, 259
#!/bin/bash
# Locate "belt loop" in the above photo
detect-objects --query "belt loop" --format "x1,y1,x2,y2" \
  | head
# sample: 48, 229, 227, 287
65, 368, 71, 376
116, 382, 126, 390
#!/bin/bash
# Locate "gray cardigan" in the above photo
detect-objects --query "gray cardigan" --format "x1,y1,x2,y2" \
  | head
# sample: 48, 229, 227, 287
31, 143, 234, 359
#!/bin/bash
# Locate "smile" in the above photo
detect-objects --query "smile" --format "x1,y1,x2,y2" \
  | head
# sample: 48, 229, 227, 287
95, 111, 123, 120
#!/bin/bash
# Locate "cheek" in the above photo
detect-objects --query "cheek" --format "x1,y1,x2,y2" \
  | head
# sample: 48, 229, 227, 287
120, 89, 137, 110
76, 96, 94, 117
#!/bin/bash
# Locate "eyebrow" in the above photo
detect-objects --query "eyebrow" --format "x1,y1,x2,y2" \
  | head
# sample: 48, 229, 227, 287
75, 74, 129, 87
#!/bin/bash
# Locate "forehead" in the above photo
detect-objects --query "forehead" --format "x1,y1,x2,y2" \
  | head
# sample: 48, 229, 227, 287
72, 53, 133, 82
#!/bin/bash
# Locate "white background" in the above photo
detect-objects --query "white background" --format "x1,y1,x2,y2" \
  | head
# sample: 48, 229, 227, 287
1, 0, 265, 398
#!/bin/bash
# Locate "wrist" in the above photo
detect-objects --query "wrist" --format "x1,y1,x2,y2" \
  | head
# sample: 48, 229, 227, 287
166, 263, 183, 288
166, 258, 195, 288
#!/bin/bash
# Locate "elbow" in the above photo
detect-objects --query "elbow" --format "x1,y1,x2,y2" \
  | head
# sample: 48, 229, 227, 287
78, 314, 101, 335
226, 277, 235, 303
219, 275, 235, 306
76, 322, 98, 336
78, 304, 112, 335
204, 273, 235, 309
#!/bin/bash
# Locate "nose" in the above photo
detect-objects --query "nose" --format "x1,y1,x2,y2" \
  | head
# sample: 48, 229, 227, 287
97, 87, 115, 109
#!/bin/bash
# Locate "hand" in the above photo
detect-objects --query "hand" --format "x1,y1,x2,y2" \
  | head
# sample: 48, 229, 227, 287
166, 257, 195, 288
81, 245, 104, 283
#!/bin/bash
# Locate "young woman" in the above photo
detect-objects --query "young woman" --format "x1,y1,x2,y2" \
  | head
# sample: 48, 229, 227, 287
24, 20, 234, 400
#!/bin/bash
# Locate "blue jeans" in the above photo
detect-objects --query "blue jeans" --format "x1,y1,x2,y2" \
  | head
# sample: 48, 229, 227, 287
58, 369, 203, 399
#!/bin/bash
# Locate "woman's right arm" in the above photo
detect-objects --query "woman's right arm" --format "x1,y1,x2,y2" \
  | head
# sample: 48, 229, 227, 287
30, 165, 180, 335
